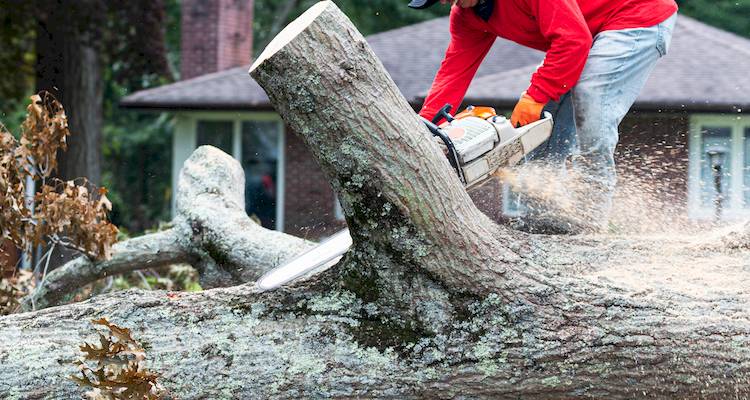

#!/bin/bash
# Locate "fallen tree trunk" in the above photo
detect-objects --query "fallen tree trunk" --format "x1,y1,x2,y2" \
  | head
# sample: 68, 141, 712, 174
22, 146, 313, 310
3, 2, 750, 398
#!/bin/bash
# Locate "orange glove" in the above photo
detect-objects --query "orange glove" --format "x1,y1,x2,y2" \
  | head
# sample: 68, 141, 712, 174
511, 92, 546, 128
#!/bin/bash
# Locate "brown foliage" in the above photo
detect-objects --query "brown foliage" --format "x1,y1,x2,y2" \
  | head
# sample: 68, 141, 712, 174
0, 92, 118, 268
71, 318, 164, 399
0, 269, 33, 315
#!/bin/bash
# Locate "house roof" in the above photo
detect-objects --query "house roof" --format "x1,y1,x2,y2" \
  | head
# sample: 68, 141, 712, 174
120, 16, 543, 111
121, 14, 750, 113
462, 16, 750, 112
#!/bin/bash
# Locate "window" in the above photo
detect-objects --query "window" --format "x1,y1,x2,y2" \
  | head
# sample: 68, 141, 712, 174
688, 115, 750, 219
196, 121, 233, 154
697, 126, 732, 209
180, 115, 285, 231
242, 121, 281, 229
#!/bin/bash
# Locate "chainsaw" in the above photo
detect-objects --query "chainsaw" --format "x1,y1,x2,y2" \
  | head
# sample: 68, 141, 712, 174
425, 104, 553, 189
256, 105, 553, 291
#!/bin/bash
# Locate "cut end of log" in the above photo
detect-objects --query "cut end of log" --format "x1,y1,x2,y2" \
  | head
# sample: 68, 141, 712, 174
249, 1, 333, 74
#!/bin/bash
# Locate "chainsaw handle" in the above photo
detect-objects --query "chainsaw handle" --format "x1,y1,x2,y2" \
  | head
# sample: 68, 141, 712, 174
432, 104, 455, 125
420, 117, 466, 184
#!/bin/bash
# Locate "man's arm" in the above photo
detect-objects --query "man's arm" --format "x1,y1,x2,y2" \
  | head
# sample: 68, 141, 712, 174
525, 0, 592, 104
419, 8, 495, 121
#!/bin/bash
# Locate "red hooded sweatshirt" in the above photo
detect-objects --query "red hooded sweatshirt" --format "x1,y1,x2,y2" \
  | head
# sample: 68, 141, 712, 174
419, 0, 678, 120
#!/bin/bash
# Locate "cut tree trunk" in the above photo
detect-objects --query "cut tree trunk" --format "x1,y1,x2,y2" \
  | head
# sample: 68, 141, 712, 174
3, 2, 750, 399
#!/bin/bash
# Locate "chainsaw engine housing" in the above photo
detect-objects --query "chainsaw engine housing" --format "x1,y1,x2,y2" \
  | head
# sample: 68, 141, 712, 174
440, 113, 553, 188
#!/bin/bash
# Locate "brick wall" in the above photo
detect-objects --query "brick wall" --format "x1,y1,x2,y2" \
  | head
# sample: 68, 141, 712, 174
283, 129, 345, 238
471, 112, 691, 224
181, 0, 253, 81
281, 113, 692, 236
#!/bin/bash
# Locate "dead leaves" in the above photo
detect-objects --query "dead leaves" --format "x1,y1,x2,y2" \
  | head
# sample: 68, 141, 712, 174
19, 91, 69, 178
0, 270, 33, 316
35, 181, 119, 259
71, 318, 165, 400
0, 121, 29, 251
0, 92, 117, 269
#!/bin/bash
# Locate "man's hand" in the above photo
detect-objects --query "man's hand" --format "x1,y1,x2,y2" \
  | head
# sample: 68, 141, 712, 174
440, 0, 479, 7
511, 92, 546, 127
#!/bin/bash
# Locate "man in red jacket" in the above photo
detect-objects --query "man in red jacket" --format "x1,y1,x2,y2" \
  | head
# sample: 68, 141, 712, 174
411, 0, 677, 233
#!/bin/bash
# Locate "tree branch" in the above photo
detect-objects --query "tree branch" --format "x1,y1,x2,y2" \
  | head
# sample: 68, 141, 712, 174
20, 146, 314, 310
21, 229, 188, 311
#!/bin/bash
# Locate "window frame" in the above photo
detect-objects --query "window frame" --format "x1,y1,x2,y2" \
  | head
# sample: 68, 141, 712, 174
175, 112, 286, 231
688, 114, 750, 220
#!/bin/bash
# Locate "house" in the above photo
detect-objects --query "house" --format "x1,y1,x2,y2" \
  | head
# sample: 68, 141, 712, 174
121, 0, 750, 236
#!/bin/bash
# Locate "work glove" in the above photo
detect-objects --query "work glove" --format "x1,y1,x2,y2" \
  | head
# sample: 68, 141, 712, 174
511, 92, 546, 128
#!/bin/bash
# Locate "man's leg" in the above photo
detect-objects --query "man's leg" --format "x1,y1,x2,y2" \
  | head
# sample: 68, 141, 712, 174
511, 92, 581, 234
528, 91, 578, 164
571, 13, 677, 230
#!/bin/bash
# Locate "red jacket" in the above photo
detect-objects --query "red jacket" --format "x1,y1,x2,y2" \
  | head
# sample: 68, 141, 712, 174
420, 0, 678, 120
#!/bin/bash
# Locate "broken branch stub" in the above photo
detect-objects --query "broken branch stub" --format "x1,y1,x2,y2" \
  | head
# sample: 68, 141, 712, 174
21, 146, 314, 311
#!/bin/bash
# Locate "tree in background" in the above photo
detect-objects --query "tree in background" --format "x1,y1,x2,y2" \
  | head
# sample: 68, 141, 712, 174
676, 0, 750, 38
254, 0, 448, 55
0, 0, 176, 235
102, 0, 181, 234
34, 0, 170, 186
0, 0, 170, 185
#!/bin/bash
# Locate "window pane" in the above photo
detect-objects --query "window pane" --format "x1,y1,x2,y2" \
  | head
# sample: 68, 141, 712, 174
196, 121, 233, 155
242, 121, 280, 229
699, 126, 732, 208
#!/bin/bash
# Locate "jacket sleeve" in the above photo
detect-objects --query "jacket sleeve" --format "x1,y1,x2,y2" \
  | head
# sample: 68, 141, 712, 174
525, 0, 593, 104
419, 8, 495, 121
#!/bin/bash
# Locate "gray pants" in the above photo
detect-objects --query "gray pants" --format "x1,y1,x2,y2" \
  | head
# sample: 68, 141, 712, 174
523, 13, 678, 230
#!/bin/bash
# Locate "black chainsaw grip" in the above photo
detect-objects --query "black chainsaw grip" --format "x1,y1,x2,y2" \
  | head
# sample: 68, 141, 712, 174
432, 104, 455, 125
420, 117, 466, 184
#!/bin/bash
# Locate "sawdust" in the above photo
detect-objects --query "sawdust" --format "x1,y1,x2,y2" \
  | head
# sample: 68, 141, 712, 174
587, 234, 750, 299
496, 162, 705, 235
495, 161, 750, 298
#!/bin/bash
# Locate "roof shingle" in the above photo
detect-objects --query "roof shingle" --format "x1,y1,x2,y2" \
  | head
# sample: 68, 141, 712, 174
463, 16, 750, 112
121, 15, 750, 113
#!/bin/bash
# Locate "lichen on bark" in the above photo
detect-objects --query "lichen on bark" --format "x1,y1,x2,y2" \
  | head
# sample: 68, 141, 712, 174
2, 2, 750, 399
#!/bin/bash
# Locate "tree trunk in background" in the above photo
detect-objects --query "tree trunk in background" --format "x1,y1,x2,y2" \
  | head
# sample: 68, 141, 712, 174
35, 1, 102, 185
35, 1, 103, 268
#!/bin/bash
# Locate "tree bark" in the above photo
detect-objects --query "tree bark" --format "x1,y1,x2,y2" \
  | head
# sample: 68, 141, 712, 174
3, 2, 750, 399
